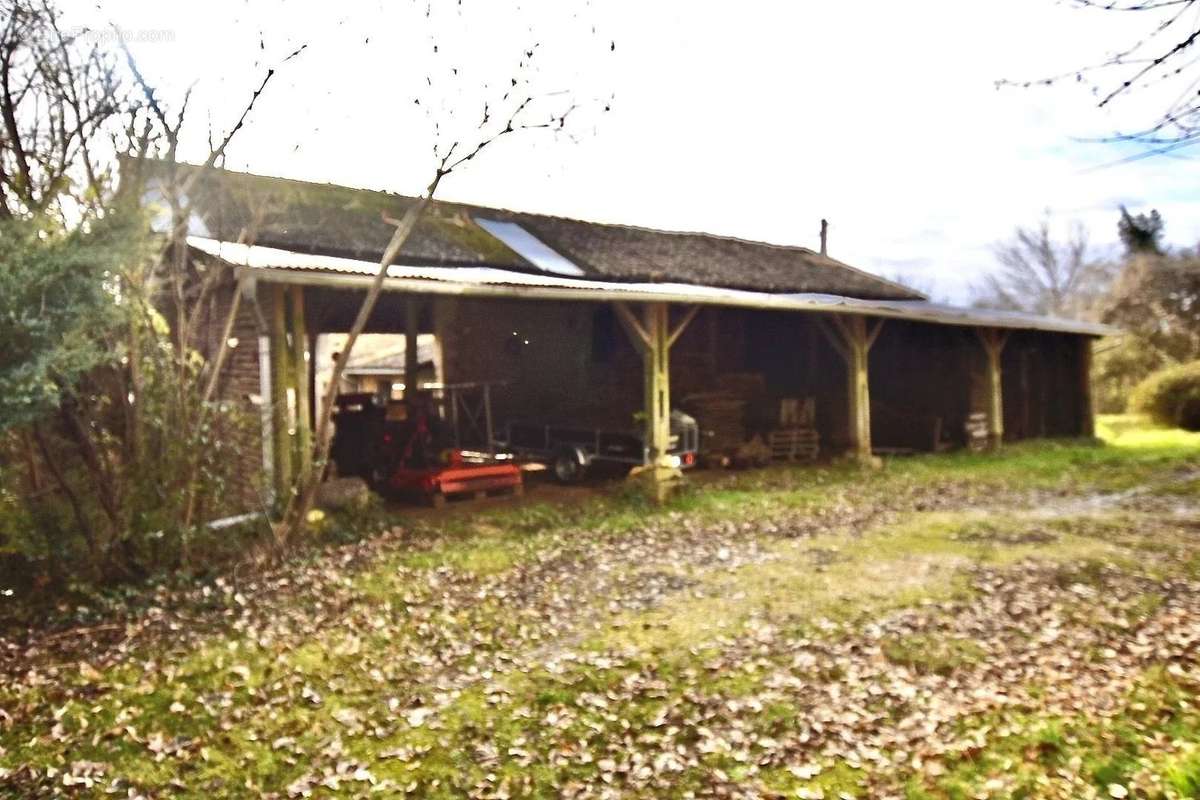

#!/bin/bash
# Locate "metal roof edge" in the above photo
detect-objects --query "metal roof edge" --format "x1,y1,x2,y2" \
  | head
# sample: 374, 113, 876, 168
188, 236, 1115, 337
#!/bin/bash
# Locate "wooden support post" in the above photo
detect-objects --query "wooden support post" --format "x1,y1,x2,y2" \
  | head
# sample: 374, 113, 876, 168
268, 285, 294, 504
817, 314, 884, 464
1079, 336, 1096, 438
975, 327, 1010, 450
405, 296, 420, 395
288, 286, 312, 479
646, 303, 671, 491
615, 302, 698, 501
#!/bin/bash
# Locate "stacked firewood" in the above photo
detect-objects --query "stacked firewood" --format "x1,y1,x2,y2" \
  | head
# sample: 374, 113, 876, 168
684, 392, 747, 455
964, 412, 990, 451
682, 373, 767, 466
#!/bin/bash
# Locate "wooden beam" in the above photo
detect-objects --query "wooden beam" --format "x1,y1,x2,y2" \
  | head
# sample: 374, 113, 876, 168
1079, 336, 1096, 438
866, 318, 886, 350
268, 284, 294, 504
642, 302, 678, 501
816, 314, 878, 461
814, 317, 850, 362
844, 316, 873, 461
974, 327, 1009, 449
614, 302, 651, 353
667, 305, 701, 348
405, 296, 420, 394
289, 286, 312, 479
617, 302, 684, 500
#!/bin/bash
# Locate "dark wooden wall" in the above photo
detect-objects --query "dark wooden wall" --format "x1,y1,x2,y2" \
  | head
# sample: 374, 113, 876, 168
1001, 330, 1089, 440
436, 297, 643, 429
867, 320, 977, 451
435, 298, 1094, 452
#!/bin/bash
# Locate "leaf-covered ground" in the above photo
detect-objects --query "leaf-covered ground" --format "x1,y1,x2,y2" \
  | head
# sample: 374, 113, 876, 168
2, 416, 1200, 799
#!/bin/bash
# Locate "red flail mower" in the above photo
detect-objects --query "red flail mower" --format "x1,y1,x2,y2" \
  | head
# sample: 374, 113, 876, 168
329, 392, 522, 508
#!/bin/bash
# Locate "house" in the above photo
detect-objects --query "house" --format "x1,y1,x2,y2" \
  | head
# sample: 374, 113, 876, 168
134, 159, 1111, 510
317, 334, 438, 399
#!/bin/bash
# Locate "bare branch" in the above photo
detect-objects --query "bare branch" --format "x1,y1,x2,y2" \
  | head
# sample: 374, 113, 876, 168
1003, 0, 1200, 152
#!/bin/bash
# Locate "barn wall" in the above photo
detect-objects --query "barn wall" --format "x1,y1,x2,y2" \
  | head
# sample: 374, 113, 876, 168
674, 307, 1093, 454
1001, 330, 1089, 441
437, 297, 643, 430
436, 300, 1096, 459
194, 281, 268, 518
867, 320, 976, 451
735, 310, 847, 448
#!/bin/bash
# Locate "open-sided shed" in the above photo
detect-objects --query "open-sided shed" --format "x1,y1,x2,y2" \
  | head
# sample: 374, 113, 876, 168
141, 161, 1111, 512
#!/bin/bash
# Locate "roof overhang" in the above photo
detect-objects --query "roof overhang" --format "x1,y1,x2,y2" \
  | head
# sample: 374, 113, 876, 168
189, 236, 1116, 337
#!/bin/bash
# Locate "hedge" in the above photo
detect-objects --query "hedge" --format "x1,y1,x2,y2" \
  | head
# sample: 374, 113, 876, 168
1128, 360, 1200, 430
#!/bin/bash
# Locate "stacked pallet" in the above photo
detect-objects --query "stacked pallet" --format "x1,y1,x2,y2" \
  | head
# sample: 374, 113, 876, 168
779, 397, 816, 427
769, 396, 820, 461
768, 428, 820, 460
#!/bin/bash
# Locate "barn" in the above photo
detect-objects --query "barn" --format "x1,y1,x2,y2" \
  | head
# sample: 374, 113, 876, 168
136, 160, 1110, 512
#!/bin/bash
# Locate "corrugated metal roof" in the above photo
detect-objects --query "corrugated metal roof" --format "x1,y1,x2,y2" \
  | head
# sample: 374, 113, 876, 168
188, 236, 1115, 337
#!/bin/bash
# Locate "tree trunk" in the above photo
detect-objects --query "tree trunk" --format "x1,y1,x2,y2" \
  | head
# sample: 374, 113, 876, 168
274, 193, 435, 546
31, 423, 102, 578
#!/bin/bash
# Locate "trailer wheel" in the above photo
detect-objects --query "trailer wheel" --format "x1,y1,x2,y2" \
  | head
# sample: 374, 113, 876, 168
552, 447, 587, 484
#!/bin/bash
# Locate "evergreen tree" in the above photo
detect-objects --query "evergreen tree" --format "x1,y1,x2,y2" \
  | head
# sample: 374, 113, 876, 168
1117, 206, 1165, 257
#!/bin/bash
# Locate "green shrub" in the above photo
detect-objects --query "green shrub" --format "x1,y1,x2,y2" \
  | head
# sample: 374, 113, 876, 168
1128, 361, 1200, 430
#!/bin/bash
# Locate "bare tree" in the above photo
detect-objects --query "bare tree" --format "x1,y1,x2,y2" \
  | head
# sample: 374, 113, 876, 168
118, 37, 306, 536
1002, 0, 1200, 158
972, 216, 1113, 318
0, 0, 305, 578
273, 10, 610, 545
0, 0, 138, 220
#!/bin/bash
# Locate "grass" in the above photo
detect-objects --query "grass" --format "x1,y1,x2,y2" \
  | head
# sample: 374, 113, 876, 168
1098, 412, 1200, 450
2, 415, 1199, 798
881, 633, 986, 676
596, 510, 1126, 655
907, 666, 1200, 799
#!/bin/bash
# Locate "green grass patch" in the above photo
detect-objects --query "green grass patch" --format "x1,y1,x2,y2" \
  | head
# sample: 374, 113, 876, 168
596, 510, 1126, 655
881, 633, 985, 676
910, 665, 1200, 799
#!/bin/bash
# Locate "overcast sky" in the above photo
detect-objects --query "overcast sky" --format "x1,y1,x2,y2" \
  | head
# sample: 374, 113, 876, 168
69, 0, 1200, 300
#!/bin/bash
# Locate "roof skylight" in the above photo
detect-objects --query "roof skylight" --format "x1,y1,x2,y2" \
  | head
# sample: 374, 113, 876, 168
474, 218, 585, 277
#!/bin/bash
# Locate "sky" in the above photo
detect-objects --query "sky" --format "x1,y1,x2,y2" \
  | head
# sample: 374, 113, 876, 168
67, 0, 1200, 301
